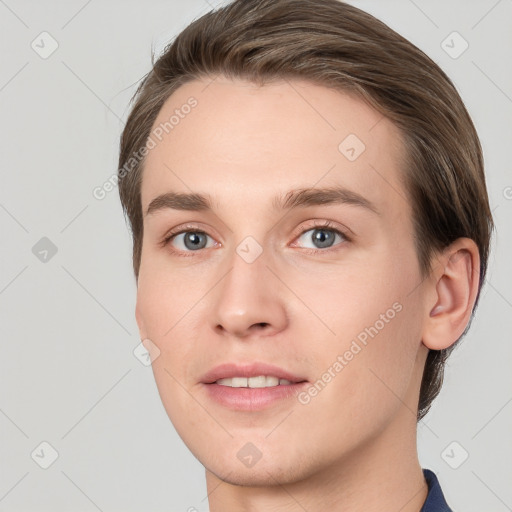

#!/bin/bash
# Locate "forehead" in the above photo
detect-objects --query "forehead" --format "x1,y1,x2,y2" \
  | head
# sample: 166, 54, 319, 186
141, 76, 409, 218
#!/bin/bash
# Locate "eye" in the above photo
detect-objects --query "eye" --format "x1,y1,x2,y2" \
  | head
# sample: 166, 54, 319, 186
163, 229, 217, 253
161, 220, 349, 256
293, 220, 349, 252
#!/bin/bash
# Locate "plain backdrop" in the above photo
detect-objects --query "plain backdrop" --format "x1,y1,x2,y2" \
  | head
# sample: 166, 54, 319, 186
1, 0, 511, 511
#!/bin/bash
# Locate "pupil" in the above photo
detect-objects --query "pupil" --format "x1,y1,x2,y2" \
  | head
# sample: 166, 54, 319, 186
185, 232, 206, 250
313, 229, 334, 248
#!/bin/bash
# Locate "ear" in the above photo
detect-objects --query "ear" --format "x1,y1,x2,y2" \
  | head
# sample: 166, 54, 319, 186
422, 238, 481, 351
135, 301, 148, 341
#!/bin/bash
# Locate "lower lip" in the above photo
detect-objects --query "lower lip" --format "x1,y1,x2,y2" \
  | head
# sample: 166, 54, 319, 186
202, 382, 309, 411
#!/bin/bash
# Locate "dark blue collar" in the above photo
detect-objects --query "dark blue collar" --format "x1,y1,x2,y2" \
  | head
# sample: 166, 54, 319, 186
420, 468, 453, 511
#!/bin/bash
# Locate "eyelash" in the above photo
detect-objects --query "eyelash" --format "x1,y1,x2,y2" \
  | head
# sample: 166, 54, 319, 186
160, 220, 351, 257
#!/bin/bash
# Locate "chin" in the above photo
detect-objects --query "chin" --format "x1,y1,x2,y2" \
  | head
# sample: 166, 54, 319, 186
203, 455, 312, 487
192, 435, 324, 489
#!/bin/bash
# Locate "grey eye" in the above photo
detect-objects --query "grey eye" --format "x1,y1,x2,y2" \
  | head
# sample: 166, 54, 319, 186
172, 232, 213, 251
297, 228, 344, 250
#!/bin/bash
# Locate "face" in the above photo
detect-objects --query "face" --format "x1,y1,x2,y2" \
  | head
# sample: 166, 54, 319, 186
136, 76, 430, 486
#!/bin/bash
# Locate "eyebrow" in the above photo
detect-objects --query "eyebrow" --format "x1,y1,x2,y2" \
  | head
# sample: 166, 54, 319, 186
144, 186, 380, 217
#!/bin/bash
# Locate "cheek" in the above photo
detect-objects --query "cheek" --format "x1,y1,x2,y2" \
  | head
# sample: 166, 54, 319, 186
288, 256, 406, 340
136, 273, 204, 436
296, 249, 424, 413
136, 250, 202, 336
135, 265, 202, 406
297, 301, 423, 458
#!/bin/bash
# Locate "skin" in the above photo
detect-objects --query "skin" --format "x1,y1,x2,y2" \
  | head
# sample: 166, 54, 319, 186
135, 76, 480, 511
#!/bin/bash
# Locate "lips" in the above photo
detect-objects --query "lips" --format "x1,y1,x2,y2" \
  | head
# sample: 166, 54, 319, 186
200, 362, 307, 384
200, 362, 310, 411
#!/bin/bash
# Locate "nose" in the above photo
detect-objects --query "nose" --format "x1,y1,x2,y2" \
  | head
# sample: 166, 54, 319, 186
210, 247, 288, 339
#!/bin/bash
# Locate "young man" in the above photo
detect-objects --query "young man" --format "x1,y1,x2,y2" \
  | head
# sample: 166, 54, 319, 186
117, 0, 493, 510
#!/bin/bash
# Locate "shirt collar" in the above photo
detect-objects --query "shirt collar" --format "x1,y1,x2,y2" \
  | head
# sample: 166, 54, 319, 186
420, 468, 453, 511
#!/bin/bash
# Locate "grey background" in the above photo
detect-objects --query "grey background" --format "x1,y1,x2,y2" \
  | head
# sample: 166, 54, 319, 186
0, 0, 511, 510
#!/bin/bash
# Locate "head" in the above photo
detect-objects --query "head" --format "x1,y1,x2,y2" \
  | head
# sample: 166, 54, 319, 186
118, 0, 493, 485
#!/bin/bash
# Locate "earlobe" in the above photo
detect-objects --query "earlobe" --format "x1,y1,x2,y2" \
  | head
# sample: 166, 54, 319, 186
422, 238, 480, 351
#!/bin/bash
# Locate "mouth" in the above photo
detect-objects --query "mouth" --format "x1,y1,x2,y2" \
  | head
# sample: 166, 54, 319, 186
200, 362, 309, 411
215, 376, 298, 387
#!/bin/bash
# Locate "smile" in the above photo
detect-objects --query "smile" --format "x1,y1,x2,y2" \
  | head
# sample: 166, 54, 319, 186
216, 376, 292, 387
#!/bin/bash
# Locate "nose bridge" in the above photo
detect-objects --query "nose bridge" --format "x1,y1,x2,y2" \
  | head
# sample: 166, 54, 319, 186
210, 237, 288, 337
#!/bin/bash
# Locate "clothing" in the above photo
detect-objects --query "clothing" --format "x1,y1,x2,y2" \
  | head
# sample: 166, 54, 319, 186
420, 468, 453, 511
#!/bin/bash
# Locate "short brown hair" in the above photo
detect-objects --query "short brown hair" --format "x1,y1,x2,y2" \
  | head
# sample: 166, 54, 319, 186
118, 0, 494, 420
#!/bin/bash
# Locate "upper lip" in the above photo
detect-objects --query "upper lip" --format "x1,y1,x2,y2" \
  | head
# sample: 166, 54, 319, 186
201, 362, 308, 384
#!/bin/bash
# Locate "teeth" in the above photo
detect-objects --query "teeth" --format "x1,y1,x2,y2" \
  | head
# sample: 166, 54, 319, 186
249, 376, 268, 388
215, 376, 294, 388
231, 377, 247, 388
